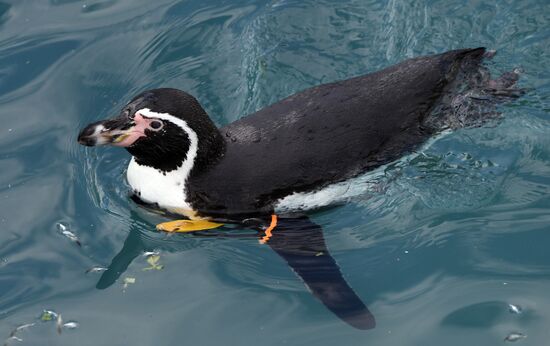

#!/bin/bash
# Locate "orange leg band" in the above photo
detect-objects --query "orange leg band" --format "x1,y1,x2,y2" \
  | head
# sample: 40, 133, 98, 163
259, 214, 278, 244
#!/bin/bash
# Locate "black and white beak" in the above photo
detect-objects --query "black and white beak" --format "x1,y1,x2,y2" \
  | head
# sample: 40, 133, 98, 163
78, 112, 162, 147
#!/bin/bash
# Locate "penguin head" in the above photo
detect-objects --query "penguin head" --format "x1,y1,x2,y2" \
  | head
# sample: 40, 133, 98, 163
78, 88, 224, 172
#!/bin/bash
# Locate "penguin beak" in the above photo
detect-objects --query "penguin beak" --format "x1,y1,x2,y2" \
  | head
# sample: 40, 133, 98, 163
78, 116, 148, 147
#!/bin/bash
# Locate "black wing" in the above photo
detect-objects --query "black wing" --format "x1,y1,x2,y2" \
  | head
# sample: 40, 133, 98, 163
265, 216, 375, 330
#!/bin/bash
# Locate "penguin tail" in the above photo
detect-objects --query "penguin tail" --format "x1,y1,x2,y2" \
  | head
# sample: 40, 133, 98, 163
424, 47, 526, 131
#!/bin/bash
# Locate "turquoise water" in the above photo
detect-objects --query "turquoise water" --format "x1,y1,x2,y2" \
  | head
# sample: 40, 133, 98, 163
1, 0, 549, 344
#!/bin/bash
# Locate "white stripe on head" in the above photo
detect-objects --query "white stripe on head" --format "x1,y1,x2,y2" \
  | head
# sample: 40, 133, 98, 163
126, 108, 198, 213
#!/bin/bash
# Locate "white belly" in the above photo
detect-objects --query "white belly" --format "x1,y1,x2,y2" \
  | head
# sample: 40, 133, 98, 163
274, 130, 451, 213
127, 158, 192, 211
274, 165, 385, 213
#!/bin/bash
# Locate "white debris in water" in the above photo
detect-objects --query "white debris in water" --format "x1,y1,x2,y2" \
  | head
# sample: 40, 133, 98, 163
36, 310, 79, 336
56, 222, 81, 246
508, 304, 522, 314
143, 251, 160, 257
504, 332, 526, 342
62, 321, 79, 329
5, 335, 22, 342
85, 266, 107, 274
40, 310, 58, 321
122, 277, 136, 291
5, 322, 35, 344
13, 323, 35, 332
56, 314, 63, 335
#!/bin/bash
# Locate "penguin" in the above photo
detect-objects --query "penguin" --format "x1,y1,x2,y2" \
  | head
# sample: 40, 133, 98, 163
78, 47, 522, 330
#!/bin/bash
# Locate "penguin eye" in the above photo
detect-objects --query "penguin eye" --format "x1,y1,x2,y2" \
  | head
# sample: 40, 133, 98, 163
150, 120, 163, 131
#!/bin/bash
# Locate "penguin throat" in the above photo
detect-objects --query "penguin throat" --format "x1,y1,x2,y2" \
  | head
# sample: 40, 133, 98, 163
127, 157, 193, 212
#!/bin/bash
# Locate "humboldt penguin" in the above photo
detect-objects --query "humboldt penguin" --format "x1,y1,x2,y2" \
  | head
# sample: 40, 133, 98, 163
78, 47, 522, 329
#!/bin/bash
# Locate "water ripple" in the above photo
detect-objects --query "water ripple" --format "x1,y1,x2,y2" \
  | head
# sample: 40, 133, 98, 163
0, 0, 549, 344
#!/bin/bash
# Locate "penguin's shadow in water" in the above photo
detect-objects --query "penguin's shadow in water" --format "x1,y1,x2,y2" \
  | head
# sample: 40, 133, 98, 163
96, 209, 376, 330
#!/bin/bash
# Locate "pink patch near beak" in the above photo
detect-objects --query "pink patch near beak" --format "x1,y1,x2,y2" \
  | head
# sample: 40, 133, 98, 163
112, 113, 155, 147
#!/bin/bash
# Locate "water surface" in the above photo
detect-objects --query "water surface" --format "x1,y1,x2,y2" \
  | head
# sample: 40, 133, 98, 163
0, 0, 549, 345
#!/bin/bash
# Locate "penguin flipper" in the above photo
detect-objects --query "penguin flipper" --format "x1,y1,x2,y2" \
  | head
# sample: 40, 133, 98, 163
264, 215, 376, 330
96, 224, 144, 289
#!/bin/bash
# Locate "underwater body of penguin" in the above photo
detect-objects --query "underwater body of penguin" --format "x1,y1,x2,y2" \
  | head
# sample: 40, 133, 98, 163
78, 48, 523, 330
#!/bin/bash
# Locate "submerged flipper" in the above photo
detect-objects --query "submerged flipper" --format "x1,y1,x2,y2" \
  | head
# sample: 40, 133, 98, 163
263, 216, 375, 330
98, 209, 375, 329
96, 223, 144, 289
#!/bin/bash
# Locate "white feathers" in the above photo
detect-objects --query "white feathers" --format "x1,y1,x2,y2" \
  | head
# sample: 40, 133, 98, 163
126, 108, 198, 213
127, 158, 191, 211
275, 130, 452, 212
274, 165, 386, 212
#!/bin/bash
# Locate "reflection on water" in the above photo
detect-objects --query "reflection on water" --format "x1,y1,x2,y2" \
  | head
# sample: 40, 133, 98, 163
0, 0, 549, 345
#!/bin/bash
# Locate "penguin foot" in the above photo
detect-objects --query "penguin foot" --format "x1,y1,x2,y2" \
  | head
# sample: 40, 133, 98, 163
156, 219, 223, 233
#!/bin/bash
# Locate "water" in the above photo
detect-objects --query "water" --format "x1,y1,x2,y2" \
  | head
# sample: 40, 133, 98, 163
0, 0, 549, 344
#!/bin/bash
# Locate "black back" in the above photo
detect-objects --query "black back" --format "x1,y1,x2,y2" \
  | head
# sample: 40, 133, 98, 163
187, 48, 485, 217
